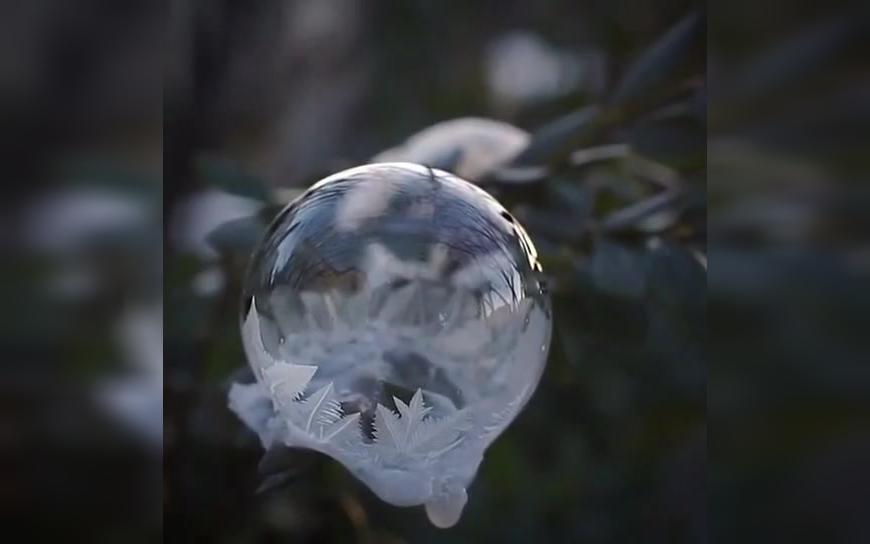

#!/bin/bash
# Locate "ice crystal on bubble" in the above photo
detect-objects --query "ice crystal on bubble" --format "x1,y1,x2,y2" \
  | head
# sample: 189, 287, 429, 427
228, 163, 551, 527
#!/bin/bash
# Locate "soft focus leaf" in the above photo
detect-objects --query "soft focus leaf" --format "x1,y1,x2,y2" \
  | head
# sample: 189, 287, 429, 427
205, 215, 267, 256
720, 16, 855, 109
505, 105, 606, 168
583, 239, 650, 299
646, 243, 706, 325
610, 11, 703, 110
194, 154, 271, 201
515, 205, 588, 244
600, 190, 684, 233
548, 180, 598, 224
629, 115, 705, 171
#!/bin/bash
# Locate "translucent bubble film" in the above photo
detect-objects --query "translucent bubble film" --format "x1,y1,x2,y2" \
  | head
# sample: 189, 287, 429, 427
229, 163, 552, 527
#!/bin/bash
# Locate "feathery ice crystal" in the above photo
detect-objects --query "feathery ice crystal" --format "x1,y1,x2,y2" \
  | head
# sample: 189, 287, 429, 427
229, 163, 551, 527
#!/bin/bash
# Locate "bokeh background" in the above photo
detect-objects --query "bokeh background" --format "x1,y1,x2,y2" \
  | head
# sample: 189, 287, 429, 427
3, 0, 866, 543
165, 2, 706, 543
708, 2, 870, 543
2, 1, 162, 541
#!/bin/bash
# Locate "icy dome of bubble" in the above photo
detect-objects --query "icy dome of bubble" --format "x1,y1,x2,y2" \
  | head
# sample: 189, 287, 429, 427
229, 163, 551, 528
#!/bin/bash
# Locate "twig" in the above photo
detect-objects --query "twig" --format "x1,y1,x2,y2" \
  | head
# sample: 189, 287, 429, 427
600, 189, 683, 232
569, 143, 630, 166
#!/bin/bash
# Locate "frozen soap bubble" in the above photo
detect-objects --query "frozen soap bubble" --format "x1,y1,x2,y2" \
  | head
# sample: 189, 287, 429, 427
229, 163, 551, 528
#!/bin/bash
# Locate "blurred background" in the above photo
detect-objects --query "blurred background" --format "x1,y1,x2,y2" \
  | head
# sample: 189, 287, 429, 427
1, 0, 162, 541
165, 1, 706, 543
2, 0, 866, 543
708, 2, 870, 543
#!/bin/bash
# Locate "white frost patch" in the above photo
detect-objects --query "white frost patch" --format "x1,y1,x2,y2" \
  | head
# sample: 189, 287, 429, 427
169, 188, 262, 259
373, 118, 529, 181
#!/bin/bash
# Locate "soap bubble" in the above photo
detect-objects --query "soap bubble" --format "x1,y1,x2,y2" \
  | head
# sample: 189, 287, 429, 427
229, 163, 551, 527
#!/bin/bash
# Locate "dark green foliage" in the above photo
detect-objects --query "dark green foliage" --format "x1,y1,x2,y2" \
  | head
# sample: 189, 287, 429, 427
610, 12, 704, 111
205, 215, 267, 257
194, 155, 272, 202
506, 105, 606, 169
166, 5, 706, 543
